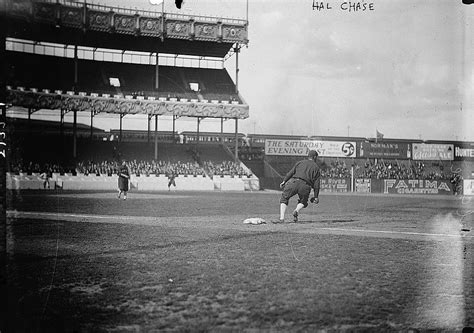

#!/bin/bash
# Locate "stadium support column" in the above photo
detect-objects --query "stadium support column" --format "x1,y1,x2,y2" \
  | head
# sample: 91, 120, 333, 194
234, 118, 238, 161
90, 110, 94, 140
154, 115, 158, 160
60, 109, 65, 138
60, 109, 66, 160
73, 111, 77, 159
119, 114, 124, 143
351, 166, 355, 193
172, 115, 177, 143
235, 44, 240, 94
147, 114, 152, 143
233, 44, 240, 162
196, 117, 201, 148
28, 108, 33, 142
74, 45, 78, 91
220, 118, 224, 144
155, 53, 159, 90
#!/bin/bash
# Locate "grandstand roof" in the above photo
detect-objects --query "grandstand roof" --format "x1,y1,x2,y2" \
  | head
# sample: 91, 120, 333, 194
110, 129, 175, 134
247, 134, 309, 140
181, 131, 245, 137
5, 0, 248, 58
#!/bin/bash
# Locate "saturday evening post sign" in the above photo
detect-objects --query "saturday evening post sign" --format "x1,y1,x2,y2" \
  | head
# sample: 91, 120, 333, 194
265, 139, 356, 158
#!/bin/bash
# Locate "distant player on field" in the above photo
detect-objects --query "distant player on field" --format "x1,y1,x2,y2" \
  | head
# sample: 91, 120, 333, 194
40, 167, 52, 190
274, 150, 321, 223
168, 172, 177, 191
117, 160, 130, 200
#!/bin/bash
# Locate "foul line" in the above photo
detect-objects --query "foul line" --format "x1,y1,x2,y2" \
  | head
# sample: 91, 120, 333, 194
7, 210, 164, 225
314, 227, 473, 239
7, 210, 473, 239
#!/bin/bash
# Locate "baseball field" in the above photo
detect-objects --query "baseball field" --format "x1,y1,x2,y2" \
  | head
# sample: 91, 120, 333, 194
5, 189, 474, 332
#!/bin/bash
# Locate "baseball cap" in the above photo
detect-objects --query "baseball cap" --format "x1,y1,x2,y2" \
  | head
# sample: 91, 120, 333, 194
308, 150, 318, 158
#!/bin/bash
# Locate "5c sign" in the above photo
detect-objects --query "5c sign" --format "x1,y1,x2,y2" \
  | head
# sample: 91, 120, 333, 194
341, 142, 355, 157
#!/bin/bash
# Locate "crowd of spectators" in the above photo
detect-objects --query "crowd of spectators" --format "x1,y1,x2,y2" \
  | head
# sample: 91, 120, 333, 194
132, 160, 205, 177
310, 159, 460, 181
76, 161, 115, 176
202, 160, 253, 178
355, 160, 453, 180
320, 160, 351, 178
10, 159, 252, 178
9, 158, 458, 181
9, 161, 76, 175
76, 159, 206, 177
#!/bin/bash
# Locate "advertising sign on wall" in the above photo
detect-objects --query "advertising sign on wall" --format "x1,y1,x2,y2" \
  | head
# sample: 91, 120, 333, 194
355, 178, 371, 193
463, 179, 474, 196
412, 143, 454, 161
359, 142, 410, 159
321, 178, 350, 193
265, 139, 356, 158
454, 143, 474, 161
383, 179, 452, 195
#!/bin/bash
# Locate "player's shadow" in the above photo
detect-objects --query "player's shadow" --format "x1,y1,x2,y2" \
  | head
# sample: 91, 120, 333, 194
297, 218, 358, 224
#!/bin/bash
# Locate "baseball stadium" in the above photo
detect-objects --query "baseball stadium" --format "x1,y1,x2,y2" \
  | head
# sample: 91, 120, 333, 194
2, 0, 474, 332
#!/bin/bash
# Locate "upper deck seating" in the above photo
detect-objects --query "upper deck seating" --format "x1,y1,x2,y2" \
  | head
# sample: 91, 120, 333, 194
6, 51, 242, 103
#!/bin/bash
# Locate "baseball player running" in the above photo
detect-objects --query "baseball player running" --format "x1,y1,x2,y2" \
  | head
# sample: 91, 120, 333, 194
274, 149, 321, 223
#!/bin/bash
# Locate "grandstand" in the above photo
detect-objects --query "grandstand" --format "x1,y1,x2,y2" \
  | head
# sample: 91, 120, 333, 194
4, 0, 256, 190
5, 108, 474, 193
3, 0, 474, 195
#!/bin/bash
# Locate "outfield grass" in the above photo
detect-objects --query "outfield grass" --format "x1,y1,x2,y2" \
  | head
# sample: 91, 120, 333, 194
5, 190, 474, 332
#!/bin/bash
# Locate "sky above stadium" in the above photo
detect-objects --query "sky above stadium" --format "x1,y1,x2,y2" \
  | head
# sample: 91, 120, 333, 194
236, 0, 473, 141
31, 0, 474, 141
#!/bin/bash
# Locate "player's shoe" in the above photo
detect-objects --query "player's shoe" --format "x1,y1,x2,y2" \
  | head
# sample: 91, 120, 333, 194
272, 218, 285, 224
291, 211, 298, 223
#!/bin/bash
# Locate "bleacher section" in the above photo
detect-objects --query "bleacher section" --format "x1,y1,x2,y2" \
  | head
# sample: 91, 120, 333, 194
7, 130, 258, 191
264, 155, 465, 181
6, 51, 242, 103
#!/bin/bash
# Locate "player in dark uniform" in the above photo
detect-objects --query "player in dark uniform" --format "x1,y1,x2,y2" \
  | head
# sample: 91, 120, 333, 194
275, 150, 321, 223
117, 161, 130, 200
168, 172, 177, 191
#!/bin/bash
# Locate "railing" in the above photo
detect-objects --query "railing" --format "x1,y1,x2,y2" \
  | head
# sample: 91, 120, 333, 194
39, 0, 248, 25
6, 38, 225, 69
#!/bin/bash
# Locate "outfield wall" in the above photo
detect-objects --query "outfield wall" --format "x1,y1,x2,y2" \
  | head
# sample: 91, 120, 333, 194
6, 173, 257, 192
261, 176, 464, 196
331, 178, 455, 195
8, 173, 469, 195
